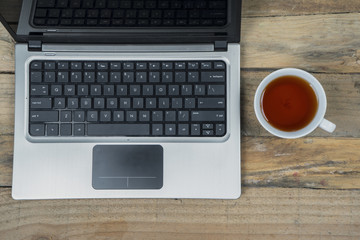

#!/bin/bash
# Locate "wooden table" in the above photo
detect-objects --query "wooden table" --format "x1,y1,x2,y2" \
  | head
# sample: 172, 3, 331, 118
1, 0, 360, 239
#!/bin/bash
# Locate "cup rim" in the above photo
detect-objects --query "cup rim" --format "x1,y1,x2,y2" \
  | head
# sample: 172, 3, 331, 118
254, 68, 327, 139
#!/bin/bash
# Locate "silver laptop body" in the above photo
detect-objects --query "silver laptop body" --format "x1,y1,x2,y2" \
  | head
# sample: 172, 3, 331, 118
1, 0, 241, 199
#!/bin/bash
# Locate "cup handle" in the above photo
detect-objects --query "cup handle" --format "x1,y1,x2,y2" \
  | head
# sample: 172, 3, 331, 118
319, 118, 336, 133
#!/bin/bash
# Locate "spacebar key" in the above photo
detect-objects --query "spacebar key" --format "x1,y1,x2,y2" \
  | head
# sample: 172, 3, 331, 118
87, 124, 150, 136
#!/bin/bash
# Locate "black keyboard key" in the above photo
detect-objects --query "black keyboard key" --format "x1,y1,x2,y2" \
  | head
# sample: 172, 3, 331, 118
95, 97, 106, 108
152, 124, 163, 136
84, 72, 95, 82
31, 62, 42, 70
216, 124, 225, 136
87, 124, 150, 136
87, 111, 98, 122
60, 111, 72, 122
30, 98, 52, 109
201, 72, 225, 82
71, 72, 82, 83
120, 98, 131, 108
30, 124, 45, 136
198, 98, 225, 108
44, 62, 56, 70
51, 85, 62, 96
44, 72, 56, 82
165, 111, 176, 121
81, 98, 92, 108
35, 9, 47, 18
207, 85, 225, 95
201, 62, 212, 69
47, 123, 59, 136
67, 98, 79, 109
165, 124, 176, 135
191, 124, 201, 136
84, 62, 95, 70
188, 72, 199, 82
58, 72, 69, 82
126, 111, 137, 122
37, 0, 55, 8
178, 124, 189, 135
64, 85, 76, 95
94, 98, 105, 109
58, 62, 69, 70
123, 72, 134, 82
31, 72, 42, 83
54, 98, 66, 109
31, 85, 48, 96
110, 62, 121, 70
191, 111, 225, 122
136, 72, 147, 82
214, 62, 226, 69
74, 111, 85, 122
60, 123, 72, 136
113, 111, 125, 121
74, 124, 85, 136
100, 111, 112, 122
30, 111, 58, 122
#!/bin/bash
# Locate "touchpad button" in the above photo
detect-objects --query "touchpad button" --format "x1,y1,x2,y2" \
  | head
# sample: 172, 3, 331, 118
92, 145, 163, 190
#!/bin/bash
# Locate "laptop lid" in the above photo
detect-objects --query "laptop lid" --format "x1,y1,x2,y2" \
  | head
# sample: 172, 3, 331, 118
0, 0, 241, 44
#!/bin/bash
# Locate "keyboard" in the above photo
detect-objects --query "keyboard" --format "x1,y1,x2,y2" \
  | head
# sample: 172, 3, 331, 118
29, 60, 227, 137
33, 0, 228, 27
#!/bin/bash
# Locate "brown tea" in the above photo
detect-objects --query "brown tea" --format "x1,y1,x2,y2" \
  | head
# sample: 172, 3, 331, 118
261, 76, 318, 132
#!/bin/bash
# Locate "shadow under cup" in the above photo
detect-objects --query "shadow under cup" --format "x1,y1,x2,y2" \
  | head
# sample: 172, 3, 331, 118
254, 68, 335, 139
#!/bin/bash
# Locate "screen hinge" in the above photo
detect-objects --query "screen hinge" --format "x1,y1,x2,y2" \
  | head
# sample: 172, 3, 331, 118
28, 40, 42, 51
214, 41, 228, 51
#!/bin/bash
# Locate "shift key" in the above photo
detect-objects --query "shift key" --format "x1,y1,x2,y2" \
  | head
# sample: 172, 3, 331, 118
30, 111, 58, 122
191, 111, 225, 121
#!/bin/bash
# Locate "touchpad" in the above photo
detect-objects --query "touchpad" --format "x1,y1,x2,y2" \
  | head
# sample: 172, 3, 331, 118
92, 145, 163, 190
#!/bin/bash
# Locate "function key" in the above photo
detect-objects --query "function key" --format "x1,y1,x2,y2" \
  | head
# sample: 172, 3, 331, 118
110, 62, 121, 70
97, 62, 109, 70
58, 62, 69, 70
44, 62, 56, 70
30, 61, 42, 70
175, 62, 186, 70
162, 62, 173, 70
123, 62, 134, 70
214, 62, 226, 70
84, 62, 95, 70
188, 62, 199, 69
136, 62, 148, 70
149, 62, 160, 70
201, 62, 212, 70
71, 62, 82, 70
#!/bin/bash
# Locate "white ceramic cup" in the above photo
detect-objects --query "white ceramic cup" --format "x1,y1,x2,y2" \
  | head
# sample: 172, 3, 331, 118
254, 68, 336, 139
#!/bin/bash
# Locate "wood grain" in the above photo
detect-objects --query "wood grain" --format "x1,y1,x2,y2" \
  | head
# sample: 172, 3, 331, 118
0, 187, 359, 240
241, 13, 360, 73
242, 0, 360, 17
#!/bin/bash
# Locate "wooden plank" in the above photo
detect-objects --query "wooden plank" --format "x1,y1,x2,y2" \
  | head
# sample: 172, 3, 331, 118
241, 13, 360, 73
0, 24, 15, 73
0, 187, 359, 239
242, 0, 360, 17
243, 137, 360, 189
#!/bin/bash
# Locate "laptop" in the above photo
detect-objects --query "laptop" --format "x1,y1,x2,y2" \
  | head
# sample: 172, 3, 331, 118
0, 0, 241, 199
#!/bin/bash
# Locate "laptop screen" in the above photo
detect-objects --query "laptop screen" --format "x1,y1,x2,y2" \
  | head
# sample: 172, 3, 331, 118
0, 0, 241, 44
